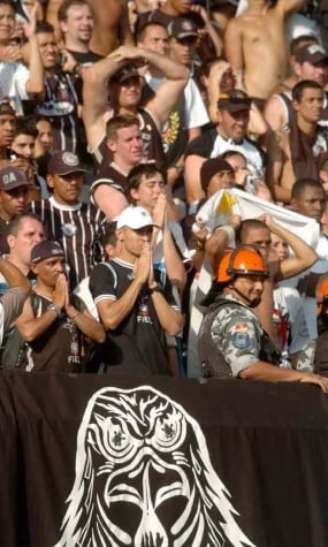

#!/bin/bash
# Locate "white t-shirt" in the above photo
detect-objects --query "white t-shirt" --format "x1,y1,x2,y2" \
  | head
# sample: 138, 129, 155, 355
210, 133, 264, 177
145, 74, 209, 130
0, 62, 30, 114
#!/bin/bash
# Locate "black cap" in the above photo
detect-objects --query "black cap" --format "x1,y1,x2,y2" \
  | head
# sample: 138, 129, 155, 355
0, 167, 31, 191
31, 241, 65, 264
168, 17, 198, 40
217, 89, 252, 113
48, 151, 86, 176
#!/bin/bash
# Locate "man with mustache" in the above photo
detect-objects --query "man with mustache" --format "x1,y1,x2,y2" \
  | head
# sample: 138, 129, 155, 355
198, 246, 328, 391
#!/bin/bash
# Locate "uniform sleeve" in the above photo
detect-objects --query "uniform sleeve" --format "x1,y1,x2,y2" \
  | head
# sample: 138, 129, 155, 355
211, 309, 261, 377
89, 264, 117, 304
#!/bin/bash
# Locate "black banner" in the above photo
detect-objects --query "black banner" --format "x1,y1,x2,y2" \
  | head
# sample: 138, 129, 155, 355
1, 372, 328, 546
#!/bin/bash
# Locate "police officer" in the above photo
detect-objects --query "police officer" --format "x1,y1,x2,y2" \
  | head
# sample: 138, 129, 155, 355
198, 246, 328, 392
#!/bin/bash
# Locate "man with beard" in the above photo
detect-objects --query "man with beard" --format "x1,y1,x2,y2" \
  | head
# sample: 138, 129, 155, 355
58, 0, 102, 68
198, 246, 328, 390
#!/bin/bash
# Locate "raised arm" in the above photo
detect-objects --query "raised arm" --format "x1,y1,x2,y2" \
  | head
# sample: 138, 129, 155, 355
82, 50, 126, 148
25, 5, 44, 97
263, 215, 318, 279
139, 47, 189, 128
224, 18, 244, 75
276, 0, 305, 15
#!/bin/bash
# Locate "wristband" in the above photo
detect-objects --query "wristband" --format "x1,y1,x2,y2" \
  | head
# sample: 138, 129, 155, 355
153, 224, 163, 230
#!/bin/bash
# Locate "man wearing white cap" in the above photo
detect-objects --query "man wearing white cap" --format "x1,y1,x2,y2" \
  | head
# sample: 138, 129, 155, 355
89, 206, 183, 375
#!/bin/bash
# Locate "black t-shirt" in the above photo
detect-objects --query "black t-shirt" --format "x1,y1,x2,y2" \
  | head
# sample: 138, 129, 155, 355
24, 293, 84, 372
89, 257, 175, 375
90, 162, 128, 201
66, 49, 103, 67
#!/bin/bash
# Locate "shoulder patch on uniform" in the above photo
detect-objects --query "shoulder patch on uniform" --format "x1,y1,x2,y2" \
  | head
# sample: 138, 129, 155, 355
230, 322, 252, 350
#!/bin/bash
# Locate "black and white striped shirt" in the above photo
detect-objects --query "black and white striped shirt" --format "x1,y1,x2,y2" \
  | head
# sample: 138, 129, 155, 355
30, 196, 106, 289
35, 69, 80, 154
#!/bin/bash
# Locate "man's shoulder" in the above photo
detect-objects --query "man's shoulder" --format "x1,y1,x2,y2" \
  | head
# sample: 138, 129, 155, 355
185, 127, 217, 157
209, 297, 257, 330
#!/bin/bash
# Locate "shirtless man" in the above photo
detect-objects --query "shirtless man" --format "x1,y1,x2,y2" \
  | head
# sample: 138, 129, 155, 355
224, 0, 305, 101
265, 42, 328, 131
266, 80, 327, 203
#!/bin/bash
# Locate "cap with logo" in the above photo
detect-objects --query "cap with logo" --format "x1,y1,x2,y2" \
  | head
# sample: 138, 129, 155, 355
48, 151, 87, 176
217, 89, 252, 113
31, 240, 65, 264
116, 206, 154, 230
295, 44, 328, 65
168, 17, 198, 40
0, 167, 31, 192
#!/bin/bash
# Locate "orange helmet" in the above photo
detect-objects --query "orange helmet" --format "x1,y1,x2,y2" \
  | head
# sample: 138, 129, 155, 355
216, 246, 269, 283
318, 278, 328, 300
317, 278, 328, 316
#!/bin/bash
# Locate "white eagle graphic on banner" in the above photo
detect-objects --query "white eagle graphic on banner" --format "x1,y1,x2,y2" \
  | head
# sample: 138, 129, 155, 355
55, 386, 255, 547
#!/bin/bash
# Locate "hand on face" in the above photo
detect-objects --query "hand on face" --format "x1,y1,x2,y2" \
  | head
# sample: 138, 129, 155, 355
152, 192, 167, 229
52, 273, 68, 310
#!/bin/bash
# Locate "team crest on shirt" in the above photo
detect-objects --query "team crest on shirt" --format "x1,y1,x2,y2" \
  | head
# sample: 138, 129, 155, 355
62, 223, 77, 237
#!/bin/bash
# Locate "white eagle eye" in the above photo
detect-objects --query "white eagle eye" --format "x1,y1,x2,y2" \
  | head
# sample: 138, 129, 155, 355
107, 419, 131, 453
153, 412, 183, 452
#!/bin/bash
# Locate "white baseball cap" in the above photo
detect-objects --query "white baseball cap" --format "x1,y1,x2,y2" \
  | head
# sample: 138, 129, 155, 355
116, 206, 154, 230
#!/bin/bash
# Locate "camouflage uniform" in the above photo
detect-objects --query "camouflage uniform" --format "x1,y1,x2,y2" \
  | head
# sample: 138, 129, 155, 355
198, 293, 281, 379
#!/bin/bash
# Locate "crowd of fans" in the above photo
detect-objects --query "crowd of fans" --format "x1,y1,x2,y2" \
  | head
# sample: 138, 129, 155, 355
1, 0, 328, 387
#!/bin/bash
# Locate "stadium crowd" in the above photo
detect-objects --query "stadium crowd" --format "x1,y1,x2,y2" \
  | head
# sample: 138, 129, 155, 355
1, 0, 328, 389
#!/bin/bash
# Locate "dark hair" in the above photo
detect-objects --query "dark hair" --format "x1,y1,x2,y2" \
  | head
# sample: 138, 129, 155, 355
58, 0, 93, 22
100, 221, 117, 247
36, 21, 55, 34
136, 20, 166, 43
13, 117, 38, 140
235, 219, 268, 245
6, 214, 43, 237
127, 163, 164, 204
290, 34, 318, 56
291, 178, 324, 200
106, 115, 140, 141
292, 80, 322, 103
